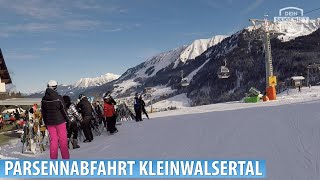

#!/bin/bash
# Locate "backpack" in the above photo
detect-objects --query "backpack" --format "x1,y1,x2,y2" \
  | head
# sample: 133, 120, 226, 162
104, 103, 115, 118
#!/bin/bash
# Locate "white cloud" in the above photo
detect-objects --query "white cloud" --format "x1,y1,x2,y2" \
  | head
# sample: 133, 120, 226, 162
0, 0, 128, 19
44, 41, 56, 45
0, 1, 136, 37
182, 32, 210, 37
73, 1, 128, 14
0, 0, 65, 19
0, 20, 106, 36
0, 32, 10, 37
104, 28, 122, 32
5, 23, 55, 32
39, 47, 56, 52
6, 52, 38, 60
63, 20, 102, 30
73, 1, 101, 10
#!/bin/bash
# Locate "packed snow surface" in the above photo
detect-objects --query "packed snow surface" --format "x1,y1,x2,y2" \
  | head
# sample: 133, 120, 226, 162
2, 86, 320, 180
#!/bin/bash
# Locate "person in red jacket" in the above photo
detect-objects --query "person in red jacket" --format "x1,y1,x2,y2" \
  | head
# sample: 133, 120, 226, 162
103, 95, 118, 134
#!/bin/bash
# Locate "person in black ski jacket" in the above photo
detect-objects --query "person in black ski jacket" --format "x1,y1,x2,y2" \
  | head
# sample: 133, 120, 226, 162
63, 95, 82, 149
41, 80, 70, 159
134, 93, 142, 122
139, 95, 149, 119
77, 94, 93, 143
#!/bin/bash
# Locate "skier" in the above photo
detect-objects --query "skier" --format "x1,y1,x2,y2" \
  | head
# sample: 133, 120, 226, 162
77, 94, 94, 143
102, 91, 117, 127
103, 95, 118, 134
134, 93, 142, 122
139, 95, 149, 119
41, 80, 70, 159
63, 95, 82, 149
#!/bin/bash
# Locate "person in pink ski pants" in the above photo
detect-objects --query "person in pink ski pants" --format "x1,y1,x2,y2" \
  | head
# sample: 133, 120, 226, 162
41, 80, 70, 159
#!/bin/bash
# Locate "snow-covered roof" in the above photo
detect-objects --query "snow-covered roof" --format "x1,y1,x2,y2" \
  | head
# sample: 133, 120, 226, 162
291, 76, 305, 80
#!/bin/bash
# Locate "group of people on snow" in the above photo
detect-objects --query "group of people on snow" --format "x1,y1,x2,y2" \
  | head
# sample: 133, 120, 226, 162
40, 80, 149, 159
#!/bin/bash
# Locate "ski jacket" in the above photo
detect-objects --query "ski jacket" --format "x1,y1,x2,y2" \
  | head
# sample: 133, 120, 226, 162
140, 99, 146, 107
104, 102, 115, 117
77, 97, 93, 117
41, 88, 69, 126
134, 97, 141, 110
66, 103, 83, 122
95, 104, 104, 118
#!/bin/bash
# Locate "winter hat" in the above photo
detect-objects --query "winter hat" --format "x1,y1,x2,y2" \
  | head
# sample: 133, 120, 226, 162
47, 80, 58, 91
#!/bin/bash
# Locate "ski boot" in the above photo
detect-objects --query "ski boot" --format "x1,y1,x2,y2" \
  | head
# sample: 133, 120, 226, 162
73, 139, 80, 149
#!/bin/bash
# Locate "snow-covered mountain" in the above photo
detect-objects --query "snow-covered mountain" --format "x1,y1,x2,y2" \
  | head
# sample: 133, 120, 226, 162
118, 35, 227, 82
246, 18, 320, 42
28, 73, 119, 98
108, 35, 227, 97
79, 19, 320, 105
178, 35, 227, 63
278, 18, 320, 41
36, 18, 320, 105
73, 73, 120, 89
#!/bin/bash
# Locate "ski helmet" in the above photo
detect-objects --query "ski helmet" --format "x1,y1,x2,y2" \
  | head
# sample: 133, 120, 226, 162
79, 94, 85, 100
104, 95, 111, 100
47, 80, 58, 90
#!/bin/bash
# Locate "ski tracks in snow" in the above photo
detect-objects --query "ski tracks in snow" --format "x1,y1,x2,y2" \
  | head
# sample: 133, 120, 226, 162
283, 103, 320, 179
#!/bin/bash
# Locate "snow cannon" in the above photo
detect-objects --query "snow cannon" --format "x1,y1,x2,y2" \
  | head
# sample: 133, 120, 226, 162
243, 87, 262, 103
249, 87, 261, 96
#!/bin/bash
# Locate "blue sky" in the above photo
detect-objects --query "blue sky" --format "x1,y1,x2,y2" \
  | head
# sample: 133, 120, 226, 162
1, 0, 319, 93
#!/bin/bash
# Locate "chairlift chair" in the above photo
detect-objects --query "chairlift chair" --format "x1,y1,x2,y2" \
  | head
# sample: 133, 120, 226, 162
180, 70, 190, 87
181, 78, 189, 87
217, 59, 230, 79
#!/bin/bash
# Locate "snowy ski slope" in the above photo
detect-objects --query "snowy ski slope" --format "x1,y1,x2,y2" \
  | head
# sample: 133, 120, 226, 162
1, 86, 320, 180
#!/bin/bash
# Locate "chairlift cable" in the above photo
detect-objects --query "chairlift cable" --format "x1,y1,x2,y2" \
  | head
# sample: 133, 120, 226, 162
292, 7, 320, 17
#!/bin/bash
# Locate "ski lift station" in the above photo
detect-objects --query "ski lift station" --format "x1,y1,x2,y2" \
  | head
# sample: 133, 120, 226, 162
0, 48, 12, 93
290, 76, 305, 87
